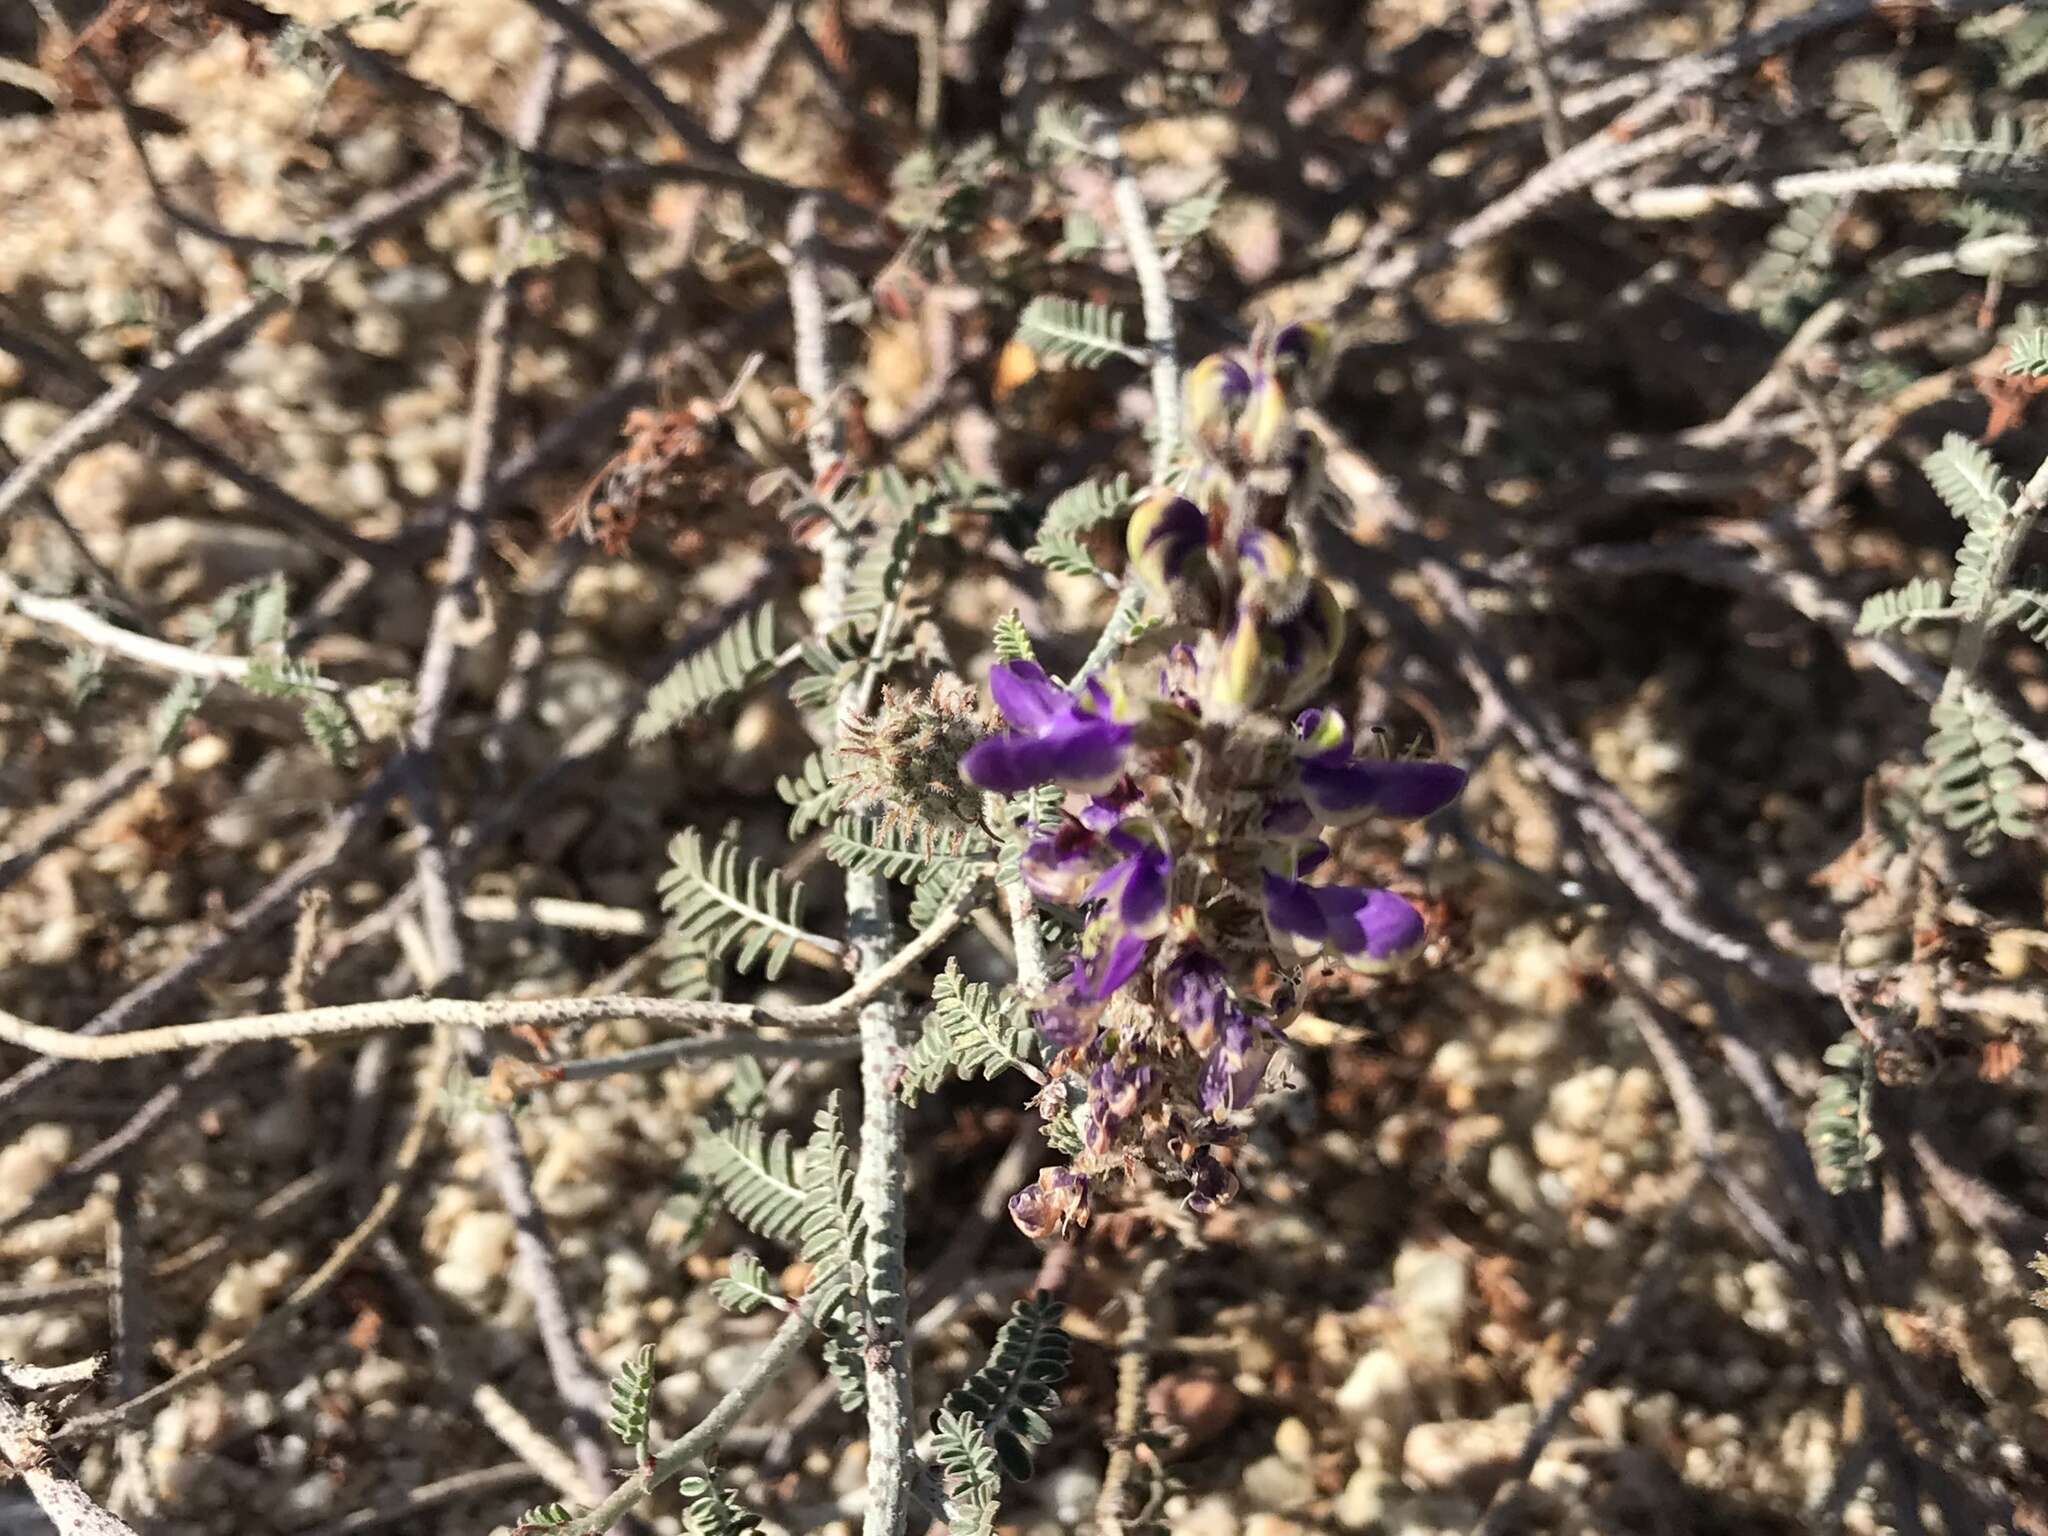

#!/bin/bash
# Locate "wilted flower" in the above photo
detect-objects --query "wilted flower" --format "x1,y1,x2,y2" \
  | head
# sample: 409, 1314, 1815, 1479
1008, 1166, 1092, 1240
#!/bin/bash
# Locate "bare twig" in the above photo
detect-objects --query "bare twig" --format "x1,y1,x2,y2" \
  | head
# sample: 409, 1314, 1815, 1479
0, 1378, 141, 1536
53, 1030, 455, 1444
0, 884, 972, 1062
1505, 0, 1569, 159
0, 569, 342, 689
295, 1463, 541, 1536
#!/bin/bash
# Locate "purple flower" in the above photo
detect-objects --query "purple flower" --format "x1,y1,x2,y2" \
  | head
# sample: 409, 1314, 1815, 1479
1163, 949, 1232, 1053
1298, 754, 1466, 826
1199, 1013, 1277, 1120
1079, 781, 1140, 832
1186, 354, 1253, 459
1262, 874, 1428, 965
1185, 1146, 1240, 1212
1031, 967, 1104, 1052
1072, 830, 1171, 999
962, 660, 1134, 794
1293, 713, 1466, 825
1021, 818, 1109, 905
1082, 1060, 1156, 1154
1076, 924, 1151, 1000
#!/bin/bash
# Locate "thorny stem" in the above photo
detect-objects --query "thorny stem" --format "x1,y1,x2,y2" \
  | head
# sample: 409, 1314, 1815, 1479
790, 192, 917, 1536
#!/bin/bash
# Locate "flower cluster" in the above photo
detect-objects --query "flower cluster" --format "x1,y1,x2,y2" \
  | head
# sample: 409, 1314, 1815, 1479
965, 324, 1467, 1238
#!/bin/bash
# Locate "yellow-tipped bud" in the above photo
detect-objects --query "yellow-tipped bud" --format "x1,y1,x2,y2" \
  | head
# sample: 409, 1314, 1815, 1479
1185, 353, 1252, 460
1203, 608, 1267, 722
1235, 377, 1295, 468
1266, 320, 1328, 399
1125, 491, 1208, 594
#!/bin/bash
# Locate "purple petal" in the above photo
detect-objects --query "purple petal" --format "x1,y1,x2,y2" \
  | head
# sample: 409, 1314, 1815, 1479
961, 732, 1061, 793
1117, 850, 1170, 934
1364, 760, 1467, 817
1076, 928, 1150, 999
987, 660, 1064, 731
1199, 1036, 1272, 1119
1300, 754, 1465, 824
1086, 846, 1171, 939
1041, 716, 1135, 790
1164, 950, 1230, 1052
1261, 872, 1326, 945
1313, 885, 1425, 960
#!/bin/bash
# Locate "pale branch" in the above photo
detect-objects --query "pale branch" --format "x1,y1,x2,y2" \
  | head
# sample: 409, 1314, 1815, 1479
372, 1237, 603, 1509
1505, 0, 1569, 160
0, 570, 339, 689
298, 1463, 541, 1536
1073, 123, 1182, 688
793, 188, 918, 1536
0, 885, 973, 1062
0, 1379, 141, 1536
1470, 1167, 1703, 1536
1610, 158, 2048, 220
0, 319, 394, 566
0, 760, 408, 1117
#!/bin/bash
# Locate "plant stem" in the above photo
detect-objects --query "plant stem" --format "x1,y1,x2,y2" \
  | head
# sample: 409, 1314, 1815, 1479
789, 194, 917, 1536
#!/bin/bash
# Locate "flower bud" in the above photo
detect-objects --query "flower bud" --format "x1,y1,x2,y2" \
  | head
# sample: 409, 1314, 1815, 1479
1185, 354, 1252, 460
1203, 609, 1267, 722
1126, 491, 1209, 596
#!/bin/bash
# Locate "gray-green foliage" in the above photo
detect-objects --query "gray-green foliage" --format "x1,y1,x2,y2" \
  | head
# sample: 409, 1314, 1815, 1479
710, 1251, 782, 1315
824, 819, 992, 884
1741, 195, 1837, 330
632, 604, 779, 743
941, 1293, 1071, 1482
1807, 1032, 1880, 1194
1026, 475, 1135, 578
677, 1475, 762, 1536
1016, 296, 1144, 367
933, 1406, 1004, 1536
790, 622, 879, 712
607, 1344, 656, 1454
846, 469, 937, 628
1926, 686, 2036, 852
1855, 575, 1952, 636
776, 749, 850, 836
658, 829, 815, 983
900, 959, 1037, 1104
992, 611, 1035, 662
1859, 417, 2046, 852
2006, 326, 2048, 377
513, 1502, 579, 1532
690, 1096, 866, 1323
